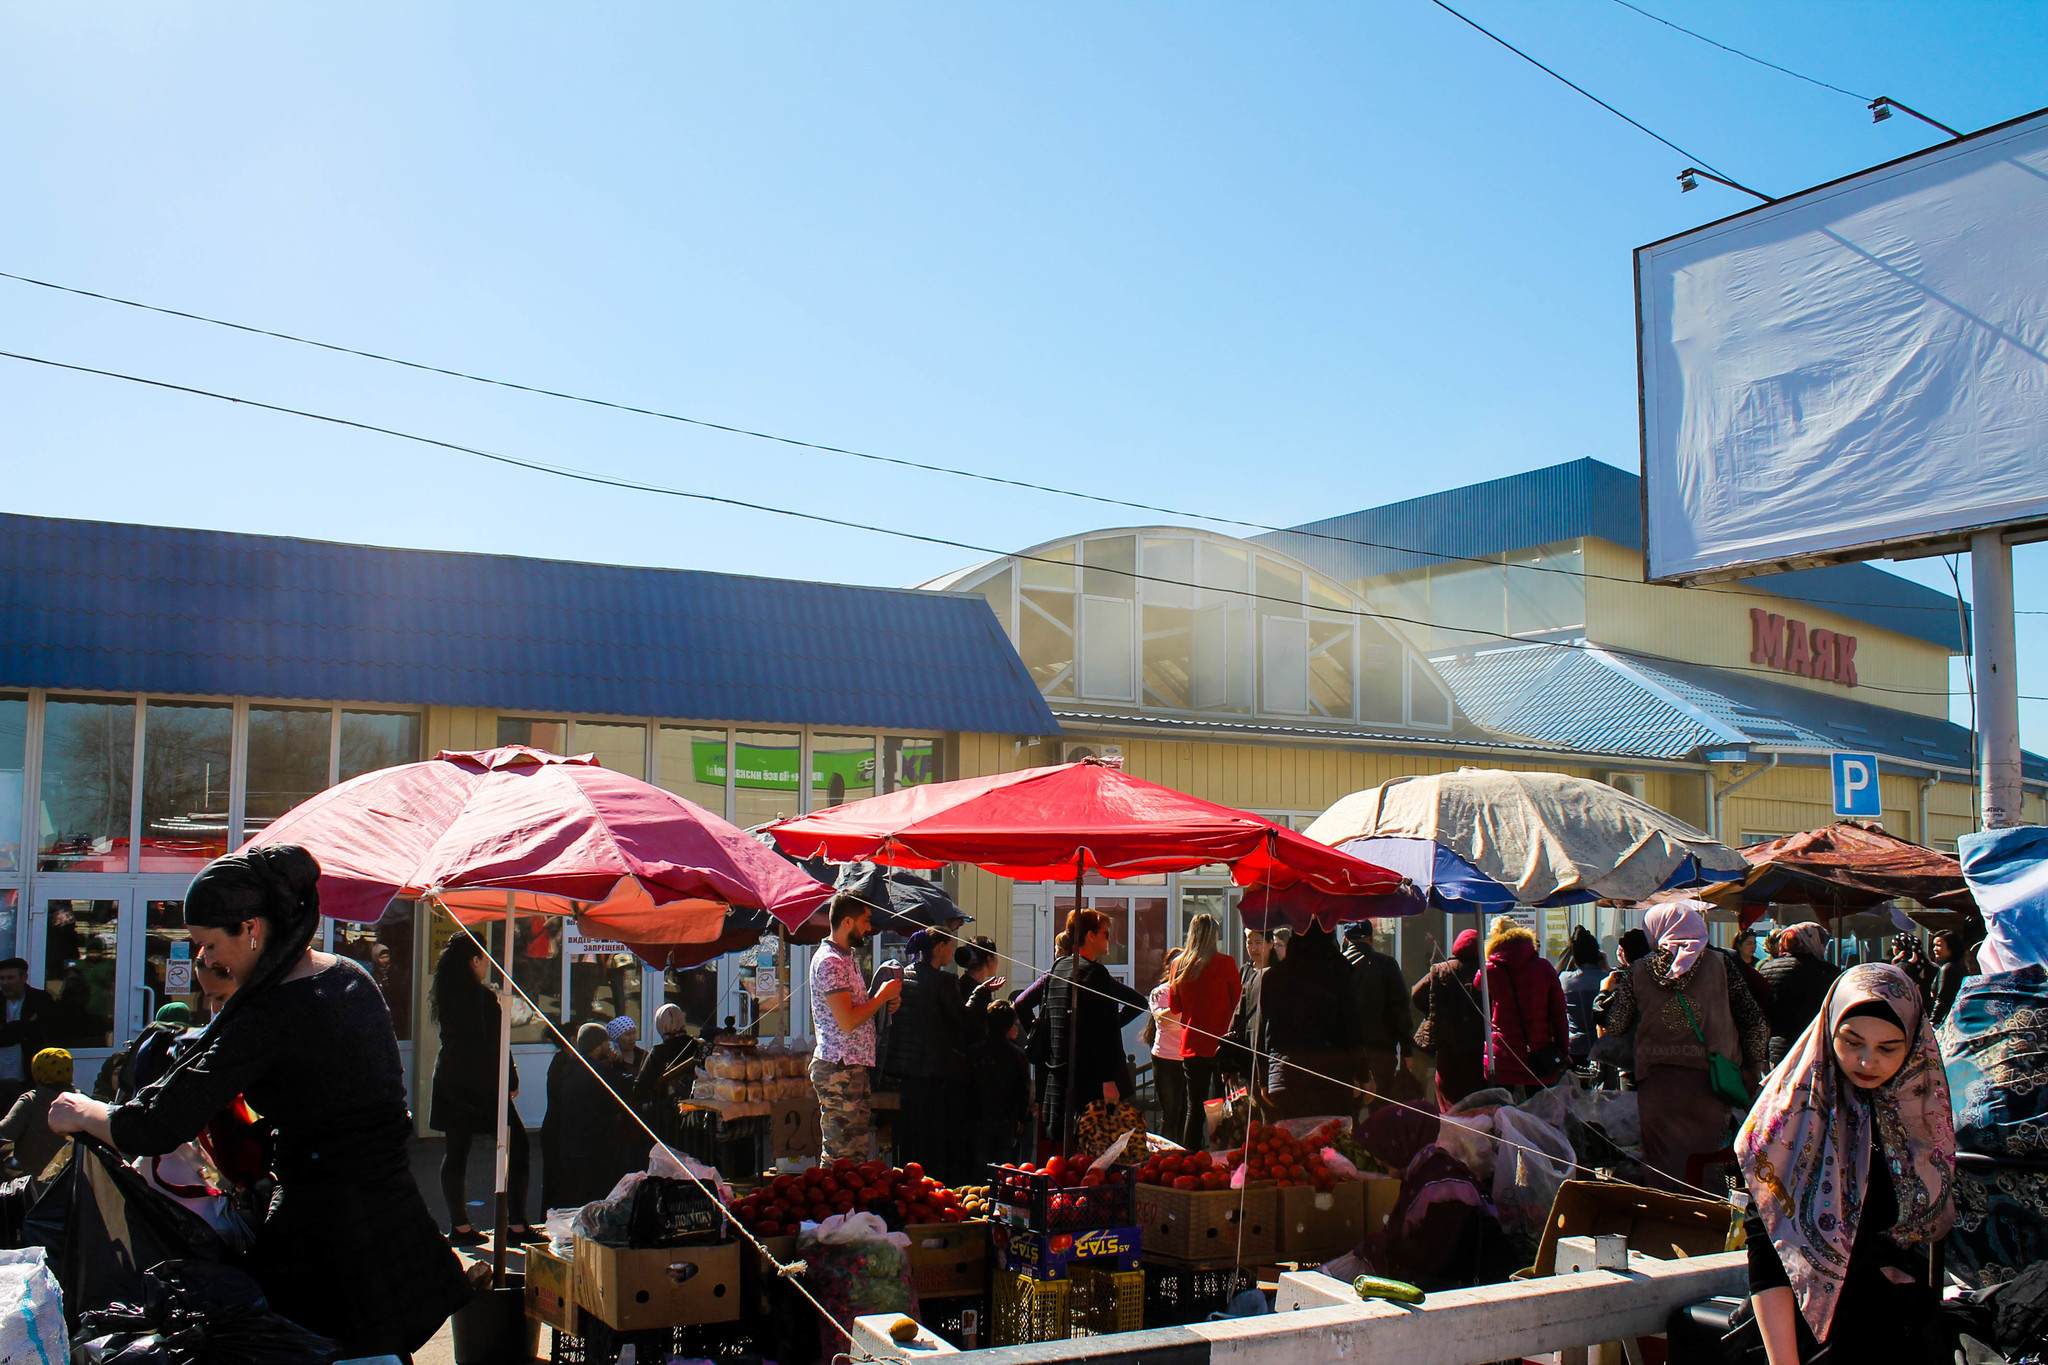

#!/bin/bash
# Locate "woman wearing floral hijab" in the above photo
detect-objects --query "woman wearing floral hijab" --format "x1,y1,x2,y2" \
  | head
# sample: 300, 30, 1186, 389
1735, 962, 1955, 1363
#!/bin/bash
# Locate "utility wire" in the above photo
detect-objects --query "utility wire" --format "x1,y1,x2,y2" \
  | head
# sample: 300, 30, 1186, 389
1423, 0, 1750, 188
7, 345, 2033, 708
1605, 0, 1868, 101
2, 268, 2003, 620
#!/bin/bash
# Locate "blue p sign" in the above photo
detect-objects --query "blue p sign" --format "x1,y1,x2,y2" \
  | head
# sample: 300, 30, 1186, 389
1831, 752, 1881, 818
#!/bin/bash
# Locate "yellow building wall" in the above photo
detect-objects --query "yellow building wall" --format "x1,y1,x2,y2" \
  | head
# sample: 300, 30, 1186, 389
1582, 537, 1953, 720
1717, 762, 2045, 850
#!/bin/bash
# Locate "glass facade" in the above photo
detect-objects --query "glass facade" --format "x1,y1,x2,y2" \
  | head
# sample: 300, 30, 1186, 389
340, 710, 421, 780
39, 697, 135, 872
139, 701, 233, 872
812, 734, 877, 809
732, 731, 803, 829
245, 705, 331, 833
658, 726, 729, 816
1364, 541, 1587, 652
0, 695, 23, 873
575, 721, 647, 779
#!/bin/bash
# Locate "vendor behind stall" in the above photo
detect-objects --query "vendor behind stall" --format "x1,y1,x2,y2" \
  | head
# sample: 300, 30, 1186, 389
48, 846, 472, 1359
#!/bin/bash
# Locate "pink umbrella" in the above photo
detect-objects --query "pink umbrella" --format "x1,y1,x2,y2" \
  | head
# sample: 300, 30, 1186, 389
241, 744, 831, 940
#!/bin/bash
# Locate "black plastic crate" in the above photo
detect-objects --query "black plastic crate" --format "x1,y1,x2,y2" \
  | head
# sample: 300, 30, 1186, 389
988, 1164, 1138, 1232
550, 1320, 761, 1365
919, 1292, 990, 1350
1142, 1259, 1255, 1328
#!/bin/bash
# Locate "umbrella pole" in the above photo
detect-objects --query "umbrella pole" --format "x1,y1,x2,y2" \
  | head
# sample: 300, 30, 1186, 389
492, 890, 516, 1288
1478, 909, 1493, 1078
1062, 853, 1085, 1161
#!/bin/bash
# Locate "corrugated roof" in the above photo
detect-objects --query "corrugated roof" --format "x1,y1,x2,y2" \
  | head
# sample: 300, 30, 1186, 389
1428, 640, 2045, 781
1255, 458, 1964, 651
0, 512, 1060, 735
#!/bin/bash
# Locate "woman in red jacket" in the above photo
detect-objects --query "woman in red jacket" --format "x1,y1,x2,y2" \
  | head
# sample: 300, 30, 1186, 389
1480, 916, 1569, 1094
1166, 914, 1241, 1150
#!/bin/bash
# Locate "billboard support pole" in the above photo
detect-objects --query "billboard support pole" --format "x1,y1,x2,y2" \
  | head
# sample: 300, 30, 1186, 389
1970, 530, 2023, 829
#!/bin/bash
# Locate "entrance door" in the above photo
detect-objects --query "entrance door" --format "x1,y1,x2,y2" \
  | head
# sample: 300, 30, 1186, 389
29, 879, 203, 1069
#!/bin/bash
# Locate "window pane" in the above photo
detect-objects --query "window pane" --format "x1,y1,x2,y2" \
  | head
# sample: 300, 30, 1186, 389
732, 732, 802, 829
498, 717, 568, 754
882, 737, 938, 792
1021, 542, 1075, 591
336, 901, 417, 1040
1506, 541, 1586, 637
0, 889, 17, 963
38, 696, 135, 872
1133, 897, 1169, 994
1081, 536, 1137, 598
1427, 560, 1504, 650
576, 721, 647, 780
657, 726, 729, 817
1079, 596, 1136, 701
42, 898, 119, 1048
340, 711, 421, 781
663, 966, 720, 1035
142, 898, 208, 1027
1141, 605, 1194, 709
1192, 605, 1250, 711
812, 735, 877, 809
1256, 559, 1303, 617
0, 694, 23, 873
974, 567, 1014, 640
1260, 616, 1310, 715
1410, 656, 1452, 727
245, 705, 331, 833
1308, 613, 1355, 720
1358, 621, 1405, 724
1021, 590, 1076, 697
568, 921, 641, 1030
140, 700, 232, 873
1143, 538, 1194, 609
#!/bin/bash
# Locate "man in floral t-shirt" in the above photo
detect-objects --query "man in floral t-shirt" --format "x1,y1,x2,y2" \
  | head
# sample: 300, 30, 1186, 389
808, 899, 900, 1161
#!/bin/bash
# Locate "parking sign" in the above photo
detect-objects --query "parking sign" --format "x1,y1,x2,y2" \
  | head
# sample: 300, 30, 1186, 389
1831, 752, 1882, 818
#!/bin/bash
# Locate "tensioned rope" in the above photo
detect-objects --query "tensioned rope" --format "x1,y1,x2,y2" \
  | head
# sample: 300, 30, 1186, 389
434, 901, 873, 1360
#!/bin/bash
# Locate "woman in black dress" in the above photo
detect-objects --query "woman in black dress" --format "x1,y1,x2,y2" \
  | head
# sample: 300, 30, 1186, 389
1031, 909, 1147, 1148
429, 936, 537, 1245
886, 929, 1001, 1184
49, 847, 471, 1358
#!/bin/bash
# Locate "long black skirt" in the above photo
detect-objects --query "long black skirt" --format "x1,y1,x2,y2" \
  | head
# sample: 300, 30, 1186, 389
896, 1076, 971, 1186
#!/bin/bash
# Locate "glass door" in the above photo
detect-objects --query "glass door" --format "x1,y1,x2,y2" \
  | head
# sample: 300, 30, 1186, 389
136, 882, 204, 1030
30, 882, 135, 1061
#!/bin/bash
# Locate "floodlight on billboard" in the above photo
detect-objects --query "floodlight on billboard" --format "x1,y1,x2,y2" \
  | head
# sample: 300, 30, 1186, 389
1637, 106, 2048, 585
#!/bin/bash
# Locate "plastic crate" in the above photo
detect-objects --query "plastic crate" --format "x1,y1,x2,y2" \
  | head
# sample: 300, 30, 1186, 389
918, 1292, 990, 1350
1068, 1264, 1144, 1337
992, 1270, 1071, 1345
549, 1320, 760, 1365
1141, 1259, 1254, 1327
989, 1164, 1138, 1232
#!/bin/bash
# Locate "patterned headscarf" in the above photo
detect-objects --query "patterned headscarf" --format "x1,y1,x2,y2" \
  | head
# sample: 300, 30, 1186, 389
30, 1048, 71, 1086
1736, 963, 1955, 1341
1783, 922, 1830, 960
1643, 901, 1709, 981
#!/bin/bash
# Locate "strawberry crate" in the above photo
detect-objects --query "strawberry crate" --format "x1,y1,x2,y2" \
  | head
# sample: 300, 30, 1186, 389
988, 1164, 1137, 1232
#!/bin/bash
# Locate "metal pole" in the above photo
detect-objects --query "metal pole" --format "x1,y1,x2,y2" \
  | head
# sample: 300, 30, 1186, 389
491, 890, 516, 1287
1478, 909, 1493, 1077
1971, 530, 2023, 829
1060, 853, 1085, 1160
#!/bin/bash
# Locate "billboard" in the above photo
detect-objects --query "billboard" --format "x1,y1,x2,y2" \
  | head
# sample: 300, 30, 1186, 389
1638, 106, 2048, 584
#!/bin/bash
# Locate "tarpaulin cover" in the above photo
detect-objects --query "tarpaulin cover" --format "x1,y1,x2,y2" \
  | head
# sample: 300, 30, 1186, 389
1730, 821, 1972, 920
1302, 770, 1747, 905
765, 758, 1406, 893
1638, 107, 2048, 582
240, 745, 831, 936
1960, 825, 2048, 973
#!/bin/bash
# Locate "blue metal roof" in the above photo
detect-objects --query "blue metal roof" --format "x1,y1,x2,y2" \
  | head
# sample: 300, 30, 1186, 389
1256, 458, 1964, 652
0, 512, 1060, 735
1430, 639, 2046, 781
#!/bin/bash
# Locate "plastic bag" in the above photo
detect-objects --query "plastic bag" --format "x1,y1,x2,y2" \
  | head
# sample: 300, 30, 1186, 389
542, 1207, 579, 1255
1490, 1107, 1575, 1237
74, 1260, 337, 1365
572, 1172, 647, 1247
799, 1213, 917, 1342
0, 1246, 67, 1365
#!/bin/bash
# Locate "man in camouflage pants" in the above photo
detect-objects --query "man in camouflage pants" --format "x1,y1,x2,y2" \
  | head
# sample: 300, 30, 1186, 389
808, 899, 900, 1162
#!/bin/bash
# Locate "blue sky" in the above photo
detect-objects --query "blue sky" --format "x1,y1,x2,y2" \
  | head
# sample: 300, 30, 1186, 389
3, 2, 2044, 745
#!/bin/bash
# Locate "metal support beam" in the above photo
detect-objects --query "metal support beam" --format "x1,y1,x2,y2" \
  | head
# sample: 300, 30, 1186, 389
1971, 531, 2023, 828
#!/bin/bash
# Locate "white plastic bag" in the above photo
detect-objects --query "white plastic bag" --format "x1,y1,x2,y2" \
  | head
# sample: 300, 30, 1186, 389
0, 1247, 67, 1365
646, 1145, 731, 1202
1491, 1106, 1575, 1235
804, 1210, 911, 1251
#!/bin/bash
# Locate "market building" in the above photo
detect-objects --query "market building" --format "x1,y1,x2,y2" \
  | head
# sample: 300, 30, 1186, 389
924, 457, 2047, 993
0, 510, 1055, 1125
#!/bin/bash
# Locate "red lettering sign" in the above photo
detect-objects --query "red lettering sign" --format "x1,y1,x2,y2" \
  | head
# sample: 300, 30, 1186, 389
1746, 609, 1855, 687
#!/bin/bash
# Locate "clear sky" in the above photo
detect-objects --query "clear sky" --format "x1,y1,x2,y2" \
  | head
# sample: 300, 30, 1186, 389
4, 3, 2044, 746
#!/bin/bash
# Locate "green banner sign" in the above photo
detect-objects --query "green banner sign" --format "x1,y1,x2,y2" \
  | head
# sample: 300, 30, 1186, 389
685, 738, 935, 792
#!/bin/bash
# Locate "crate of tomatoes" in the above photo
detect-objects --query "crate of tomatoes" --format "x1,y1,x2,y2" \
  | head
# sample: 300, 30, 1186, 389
1132, 1149, 1276, 1262
726, 1159, 970, 1237
989, 1156, 1137, 1232
1223, 1120, 1369, 1261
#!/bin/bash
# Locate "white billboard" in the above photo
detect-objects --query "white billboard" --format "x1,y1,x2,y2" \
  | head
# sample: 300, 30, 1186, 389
1638, 106, 2048, 584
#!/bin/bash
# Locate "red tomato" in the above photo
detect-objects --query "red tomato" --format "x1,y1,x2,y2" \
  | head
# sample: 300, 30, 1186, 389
903, 1162, 925, 1181
1172, 1175, 1196, 1190
941, 1207, 963, 1223
758, 1220, 781, 1236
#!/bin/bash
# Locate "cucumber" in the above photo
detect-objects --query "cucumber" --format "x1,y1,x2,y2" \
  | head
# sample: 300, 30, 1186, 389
1351, 1274, 1425, 1305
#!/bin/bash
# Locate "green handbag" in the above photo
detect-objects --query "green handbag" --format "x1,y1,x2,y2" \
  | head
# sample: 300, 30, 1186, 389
1676, 988, 1751, 1107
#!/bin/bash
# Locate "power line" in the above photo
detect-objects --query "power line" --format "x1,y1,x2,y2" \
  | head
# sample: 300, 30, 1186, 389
2, 269, 2002, 621
1423, 0, 1752, 189
1605, 0, 1868, 102
6, 346, 2026, 711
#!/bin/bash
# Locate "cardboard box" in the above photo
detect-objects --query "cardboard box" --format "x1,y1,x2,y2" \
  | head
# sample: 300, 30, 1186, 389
523, 1244, 580, 1334
1132, 1182, 1278, 1262
1274, 1180, 1368, 1262
991, 1223, 1142, 1281
905, 1221, 989, 1298
574, 1237, 742, 1332
1531, 1180, 1739, 1276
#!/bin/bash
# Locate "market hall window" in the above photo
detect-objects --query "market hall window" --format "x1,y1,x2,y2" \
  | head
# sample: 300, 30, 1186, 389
335, 900, 416, 1040
497, 717, 568, 754
812, 735, 877, 809
139, 700, 233, 872
732, 731, 802, 830
42, 897, 119, 1049
657, 726, 729, 818
0, 693, 23, 872
245, 704, 332, 834
883, 737, 937, 791
38, 695, 136, 873
340, 710, 422, 780
575, 721, 646, 779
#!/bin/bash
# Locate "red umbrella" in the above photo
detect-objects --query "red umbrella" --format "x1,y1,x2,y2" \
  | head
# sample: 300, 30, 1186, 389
241, 744, 832, 940
764, 757, 1406, 893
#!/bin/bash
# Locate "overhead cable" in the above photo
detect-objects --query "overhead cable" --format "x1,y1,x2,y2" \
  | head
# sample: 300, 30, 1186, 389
1605, 0, 1869, 101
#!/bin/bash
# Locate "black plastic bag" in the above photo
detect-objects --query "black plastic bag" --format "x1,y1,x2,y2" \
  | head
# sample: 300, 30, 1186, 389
626, 1175, 727, 1247
23, 1139, 226, 1325
75, 1261, 338, 1365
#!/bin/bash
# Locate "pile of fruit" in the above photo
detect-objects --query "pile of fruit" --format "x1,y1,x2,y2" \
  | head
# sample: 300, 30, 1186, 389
1134, 1147, 1228, 1191
1221, 1119, 1350, 1191
727, 1160, 969, 1236
1008, 1153, 1111, 1188
955, 1184, 994, 1218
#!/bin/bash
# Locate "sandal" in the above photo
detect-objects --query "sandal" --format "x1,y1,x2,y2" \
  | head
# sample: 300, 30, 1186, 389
447, 1226, 488, 1247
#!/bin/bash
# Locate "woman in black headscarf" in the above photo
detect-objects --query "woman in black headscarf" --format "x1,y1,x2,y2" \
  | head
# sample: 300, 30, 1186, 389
48, 846, 471, 1358
429, 935, 537, 1246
